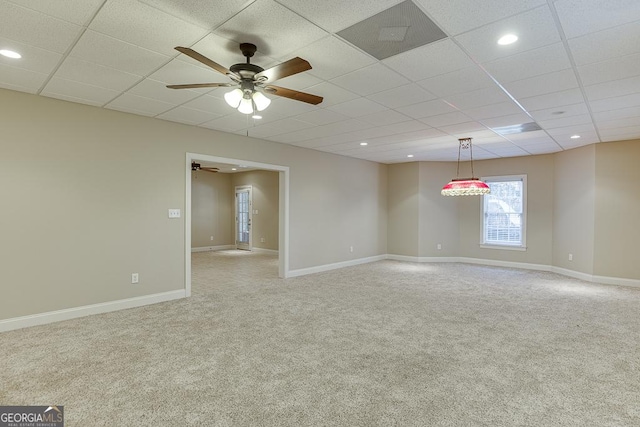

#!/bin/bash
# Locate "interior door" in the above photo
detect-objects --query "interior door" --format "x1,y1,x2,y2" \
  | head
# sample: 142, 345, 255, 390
235, 186, 252, 250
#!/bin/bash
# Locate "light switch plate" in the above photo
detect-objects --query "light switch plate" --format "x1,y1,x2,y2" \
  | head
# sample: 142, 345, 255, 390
168, 209, 181, 218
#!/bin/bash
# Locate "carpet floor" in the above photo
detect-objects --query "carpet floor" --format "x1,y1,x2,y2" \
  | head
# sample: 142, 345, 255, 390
1, 251, 639, 426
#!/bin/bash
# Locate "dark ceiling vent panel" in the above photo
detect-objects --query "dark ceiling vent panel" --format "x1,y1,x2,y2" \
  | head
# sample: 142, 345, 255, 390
337, 0, 447, 60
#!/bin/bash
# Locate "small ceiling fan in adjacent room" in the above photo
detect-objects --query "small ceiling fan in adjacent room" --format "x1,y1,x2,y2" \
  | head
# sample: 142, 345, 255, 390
167, 43, 323, 115
191, 162, 219, 173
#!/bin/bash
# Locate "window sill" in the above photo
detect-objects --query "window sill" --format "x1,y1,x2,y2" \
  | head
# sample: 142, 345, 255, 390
480, 244, 527, 251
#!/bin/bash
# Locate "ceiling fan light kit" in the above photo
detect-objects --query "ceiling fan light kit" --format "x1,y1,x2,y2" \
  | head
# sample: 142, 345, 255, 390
441, 138, 491, 196
168, 43, 322, 115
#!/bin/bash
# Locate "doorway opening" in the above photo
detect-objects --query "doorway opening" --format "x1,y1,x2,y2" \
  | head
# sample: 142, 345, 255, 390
235, 185, 252, 250
185, 153, 290, 297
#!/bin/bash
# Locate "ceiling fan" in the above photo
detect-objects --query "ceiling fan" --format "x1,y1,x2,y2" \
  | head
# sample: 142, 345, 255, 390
167, 43, 323, 114
191, 162, 219, 173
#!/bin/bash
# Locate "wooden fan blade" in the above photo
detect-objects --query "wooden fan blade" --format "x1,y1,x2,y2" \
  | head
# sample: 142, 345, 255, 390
167, 83, 234, 89
201, 168, 219, 173
265, 85, 323, 105
175, 46, 237, 78
255, 57, 311, 82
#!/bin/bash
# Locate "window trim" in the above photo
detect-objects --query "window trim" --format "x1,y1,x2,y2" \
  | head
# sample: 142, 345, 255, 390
479, 174, 527, 250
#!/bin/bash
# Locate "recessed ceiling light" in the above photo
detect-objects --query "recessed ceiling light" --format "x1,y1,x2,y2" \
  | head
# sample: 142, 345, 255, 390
360, 142, 368, 146
570, 135, 581, 139
407, 154, 414, 158
0, 49, 21, 59
551, 111, 565, 115
497, 34, 518, 45
252, 115, 262, 119
231, 168, 237, 171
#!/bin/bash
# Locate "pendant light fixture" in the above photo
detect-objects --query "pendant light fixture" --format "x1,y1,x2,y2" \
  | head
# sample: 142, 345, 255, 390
441, 137, 490, 196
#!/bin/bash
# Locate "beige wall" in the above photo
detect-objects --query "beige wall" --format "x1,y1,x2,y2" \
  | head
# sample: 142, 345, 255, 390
553, 145, 595, 274
418, 162, 459, 257
231, 170, 279, 251
593, 139, 640, 279
0, 89, 388, 320
191, 170, 233, 248
387, 163, 419, 256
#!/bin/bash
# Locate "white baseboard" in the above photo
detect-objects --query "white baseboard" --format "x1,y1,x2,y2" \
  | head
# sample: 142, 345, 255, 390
457, 257, 552, 272
387, 254, 460, 263
287, 255, 387, 278
251, 247, 279, 255
191, 245, 235, 253
0, 290, 186, 333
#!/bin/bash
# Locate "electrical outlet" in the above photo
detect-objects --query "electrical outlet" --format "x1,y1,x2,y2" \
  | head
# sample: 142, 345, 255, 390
568, 253, 573, 261
260, 237, 265, 243
350, 246, 354, 253
210, 236, 214, 241
168, 209, 181, 218
437, 243, 442, 250
131, 273, 139, 284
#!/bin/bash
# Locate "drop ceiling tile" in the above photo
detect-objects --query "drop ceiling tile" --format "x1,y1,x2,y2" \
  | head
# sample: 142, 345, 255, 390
89, 0, 209, 57
54, 57, 142, 92
182, 94, 237, 116
419, 111, 473, 127
600, 132, 640, 142
463, 101, 524, 120
415, 0, 545, 35
396, 98, 457, 119
41, 77, 121, 106
347, 120, 432, 141
557, 133, 600, 148
286, 36, 376, 81
330, 63, 410, 96
157, 106, 223, 125
295, 109, 350, 126
276, 72, 324, 90
538, 114, 593, 129
455, 6, 561, 63
200, 114, 250, 133
8, 0, 105, 25
483, 147, 530, 157
546, 123, 597, 137
149, 58, 229, 86
137, 0, 256, 30
589, 92, 640, 113
529, 103, 589, 121
480, 113, 535, 129
215, 0, 328, 59
70, 30, 171, 76
594, 116, 640, 130
437, 121, 488, 135
484, 43, 571, 83
417, 67, 494, 97
502, 69, 578, 99
0, 63, 48, 93
523, 144, 563, 154
366, 83, 436, 109
444, 87, 511, 110
597, 125, 640, 138
0, 37, 62, 75
505, 130, 551, 141
106, 93, 175, 116
275, 0, 403, 33
554, 0, 640, 39
247, 118, 315, 138
383, 39, 473, 81
577, 53, 640, 86
263, 97, 318, 119
327, 97, 388, 118
518, 88, 585, 112
129, 78, 204, 104
568, 20, 640, 67
0, 2, 82, 53
593, 105, 640, 122
584, 75, 640, 102
358, 110, 412, 126
304, 82, 359, 107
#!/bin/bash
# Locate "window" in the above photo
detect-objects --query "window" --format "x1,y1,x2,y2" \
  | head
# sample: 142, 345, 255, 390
481, 175, 526, 250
